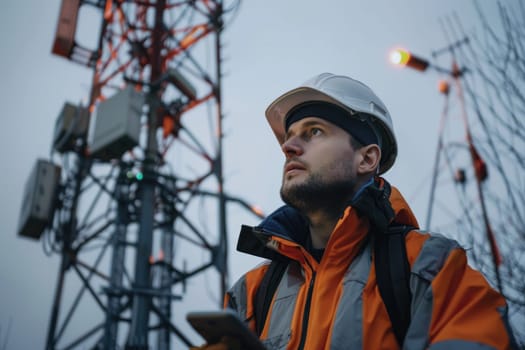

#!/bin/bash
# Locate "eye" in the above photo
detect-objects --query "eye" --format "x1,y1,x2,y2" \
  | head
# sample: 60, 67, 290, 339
310, 127, 323, 136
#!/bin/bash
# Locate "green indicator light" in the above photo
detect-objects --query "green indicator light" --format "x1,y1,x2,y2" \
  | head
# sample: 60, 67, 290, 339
136, 172, 144, 181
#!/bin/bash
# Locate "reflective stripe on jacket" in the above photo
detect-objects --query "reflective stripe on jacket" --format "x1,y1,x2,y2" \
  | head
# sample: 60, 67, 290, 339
225, 186, 513, 350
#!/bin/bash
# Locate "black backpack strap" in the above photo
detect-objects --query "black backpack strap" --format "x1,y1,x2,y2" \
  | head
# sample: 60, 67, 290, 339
374, 224, 414, 346
254, 259, 289, 336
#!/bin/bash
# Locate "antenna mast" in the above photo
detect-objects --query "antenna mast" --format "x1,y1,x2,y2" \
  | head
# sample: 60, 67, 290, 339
15, 1, 258, 349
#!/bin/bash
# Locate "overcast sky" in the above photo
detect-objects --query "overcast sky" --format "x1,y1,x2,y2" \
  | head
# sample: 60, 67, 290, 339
0, 1, 503, 348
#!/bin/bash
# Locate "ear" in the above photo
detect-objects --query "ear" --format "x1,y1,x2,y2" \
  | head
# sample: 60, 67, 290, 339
356, 144, 381, 175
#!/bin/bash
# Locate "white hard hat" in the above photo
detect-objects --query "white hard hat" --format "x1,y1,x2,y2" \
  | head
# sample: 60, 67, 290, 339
265, 72, 397, 174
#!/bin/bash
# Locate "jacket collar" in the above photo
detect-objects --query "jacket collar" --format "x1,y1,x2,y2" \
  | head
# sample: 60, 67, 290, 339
236, 181, 419, 260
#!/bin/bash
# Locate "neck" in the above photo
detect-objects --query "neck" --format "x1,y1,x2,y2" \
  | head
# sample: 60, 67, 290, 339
305, 175, 375, 249
307, 210, 343, 249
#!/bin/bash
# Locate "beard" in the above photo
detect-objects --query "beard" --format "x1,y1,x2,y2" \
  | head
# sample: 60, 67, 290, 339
280, 172, 355, 218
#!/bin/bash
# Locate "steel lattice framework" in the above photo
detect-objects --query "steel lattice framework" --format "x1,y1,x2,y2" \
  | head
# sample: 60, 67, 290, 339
402, 8, 525, 341
42, 0, 257, 349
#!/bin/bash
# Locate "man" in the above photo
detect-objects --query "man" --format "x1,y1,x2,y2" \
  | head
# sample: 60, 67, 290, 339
223, 73, 515, 349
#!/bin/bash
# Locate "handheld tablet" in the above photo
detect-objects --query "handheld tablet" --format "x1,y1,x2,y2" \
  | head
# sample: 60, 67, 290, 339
186, 310, 266, 350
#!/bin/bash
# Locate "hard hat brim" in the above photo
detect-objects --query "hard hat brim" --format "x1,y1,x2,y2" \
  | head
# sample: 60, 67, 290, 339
265, 86, 352, 144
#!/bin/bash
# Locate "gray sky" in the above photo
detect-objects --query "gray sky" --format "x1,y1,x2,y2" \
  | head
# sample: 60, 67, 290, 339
0, 0, 500, 348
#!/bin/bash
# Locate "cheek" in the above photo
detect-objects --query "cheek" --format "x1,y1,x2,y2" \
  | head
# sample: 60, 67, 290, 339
317, 152, 354, 177
335, 149, 357, 173
331, 159, 355, 178
306, 140, 356, 174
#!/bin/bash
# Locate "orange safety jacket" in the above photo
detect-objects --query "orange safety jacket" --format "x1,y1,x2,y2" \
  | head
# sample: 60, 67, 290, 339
225, 185, 514, 350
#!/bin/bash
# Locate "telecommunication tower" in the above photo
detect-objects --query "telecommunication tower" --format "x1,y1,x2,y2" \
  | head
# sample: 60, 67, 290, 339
17, 0, 260, 349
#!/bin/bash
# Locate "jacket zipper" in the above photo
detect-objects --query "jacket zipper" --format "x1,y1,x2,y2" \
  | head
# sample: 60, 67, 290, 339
298, 270, 316, 350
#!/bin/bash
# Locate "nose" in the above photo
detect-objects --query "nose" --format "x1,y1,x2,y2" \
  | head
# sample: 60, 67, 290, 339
281, 136, 304, 158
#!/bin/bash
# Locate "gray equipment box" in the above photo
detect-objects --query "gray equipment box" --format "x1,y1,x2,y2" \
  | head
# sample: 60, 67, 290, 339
18, 159, 61, 240
89, 86, 144, 160
53, 102, 89, 153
